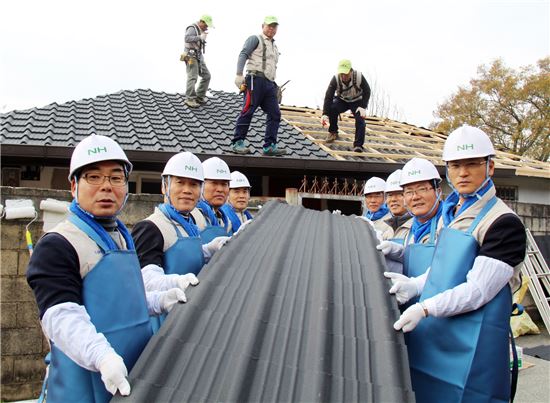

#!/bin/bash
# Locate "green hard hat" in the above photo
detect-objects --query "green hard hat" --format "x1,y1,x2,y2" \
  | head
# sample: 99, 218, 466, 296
200, 14, 214, 28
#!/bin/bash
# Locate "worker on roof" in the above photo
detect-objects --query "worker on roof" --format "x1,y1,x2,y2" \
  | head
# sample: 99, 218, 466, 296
361, 176, 393, 239
183, 14, 214, 108
132, 152, 229, 333
221, 171, 254, 232
191, 156, 235, 241
378, 159, 442, 279
230, 16, 287, 156
385, 126, 526, 402
321, 59, 371, 153
26, 134, 186, 402
382, 169, 412, 242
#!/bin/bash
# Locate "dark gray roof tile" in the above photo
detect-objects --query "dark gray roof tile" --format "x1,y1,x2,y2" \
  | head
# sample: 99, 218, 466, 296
113, 201, 414, 403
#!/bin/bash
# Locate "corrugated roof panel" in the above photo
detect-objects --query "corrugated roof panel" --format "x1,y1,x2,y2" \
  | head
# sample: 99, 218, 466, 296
113, 201, 414, 403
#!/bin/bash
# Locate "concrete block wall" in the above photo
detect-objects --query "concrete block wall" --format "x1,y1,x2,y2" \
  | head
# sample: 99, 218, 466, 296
0, 186, 548, 400
0, 187, 162, 401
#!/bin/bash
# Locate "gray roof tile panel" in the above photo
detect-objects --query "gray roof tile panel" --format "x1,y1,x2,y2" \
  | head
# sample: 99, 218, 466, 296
1, 89, 331, 160
113, 201, 414, 403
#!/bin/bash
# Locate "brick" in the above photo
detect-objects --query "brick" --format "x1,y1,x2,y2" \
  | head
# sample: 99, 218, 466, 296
0, 224, 21, 250
1, 302, 17, 328
0, 381, 43, 401
1, 250, 18, 275
1, 356, 14, 384
14, 355, 47, 382
18, 250, 30, 275
1, 328, 43, 355
1, 277, 35, 302
17, 301, 41, 328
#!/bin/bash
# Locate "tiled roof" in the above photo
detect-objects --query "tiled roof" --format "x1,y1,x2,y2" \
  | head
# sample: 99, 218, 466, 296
0, 89, 331, 160
282, 106, 550, 179
113, 201, 415, 403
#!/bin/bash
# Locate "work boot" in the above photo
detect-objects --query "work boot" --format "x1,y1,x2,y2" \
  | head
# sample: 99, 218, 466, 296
185, 98, 199, 108
196, 97, 207, 104
325, 132, 338, 143
263, 143, 287, 156
230, 140, 251, 154
353, 146, 364, 153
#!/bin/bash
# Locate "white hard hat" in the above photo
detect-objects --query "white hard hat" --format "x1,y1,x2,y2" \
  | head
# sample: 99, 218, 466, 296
385, 170, 403, 193
69, 134, 132, 180
400, 158, 441, 186
363, 177, 386, 194
442, 125, 496, 162
230, 171, 251, 188
162, 152, 204, 181
202, 157, 231, 180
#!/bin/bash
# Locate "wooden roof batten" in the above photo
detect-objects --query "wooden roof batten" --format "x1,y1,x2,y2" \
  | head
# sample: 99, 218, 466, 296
280, 106, 550, 179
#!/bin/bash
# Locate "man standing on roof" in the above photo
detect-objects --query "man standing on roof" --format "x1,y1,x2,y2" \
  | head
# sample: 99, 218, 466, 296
361, 176, 393, 239
382, 169, 412, 242
378, 159, 442, 279
191, 157, 234, 241
26, 134, 186, 402
221, 171, 254, 232
230, 16, 286, 156
385, 126, 526, 402
183, 15, 213, 108
321, 59, 371, 153
132, 152, 229, 333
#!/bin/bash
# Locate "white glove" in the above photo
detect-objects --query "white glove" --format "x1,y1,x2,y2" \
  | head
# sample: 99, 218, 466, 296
357, 107, 367, 118
384, 272, 420, 305
171, 273, 199, 291
393, 303, 426, 333
204, 236, 231, 255
235, 75, 245, 89
376, 241, 404, 260
200, 32, 207, 41
98, 352, 131, 396
320, 115, 329, 127
332, 209, 342, 215
234, 219, 252, 236
159, 288, 187, 312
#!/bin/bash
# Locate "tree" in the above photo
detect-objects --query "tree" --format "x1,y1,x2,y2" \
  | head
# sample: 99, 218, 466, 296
431, 58, 550, 161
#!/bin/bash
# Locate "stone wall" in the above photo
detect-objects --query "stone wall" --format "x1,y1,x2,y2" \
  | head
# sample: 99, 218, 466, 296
1, 186, 548, 400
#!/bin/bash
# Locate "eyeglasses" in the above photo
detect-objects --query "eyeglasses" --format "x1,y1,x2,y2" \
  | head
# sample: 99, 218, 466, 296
82, 173, 128, 187
447, 160, 487, 171
403, 187, 434, 198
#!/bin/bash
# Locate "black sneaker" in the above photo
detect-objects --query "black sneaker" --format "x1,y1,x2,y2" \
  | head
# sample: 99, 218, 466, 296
263, 144, 287, 156
353, 146, 364, 153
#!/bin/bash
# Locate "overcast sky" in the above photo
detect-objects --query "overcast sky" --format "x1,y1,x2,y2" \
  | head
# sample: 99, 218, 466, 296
1, 0, 548, 128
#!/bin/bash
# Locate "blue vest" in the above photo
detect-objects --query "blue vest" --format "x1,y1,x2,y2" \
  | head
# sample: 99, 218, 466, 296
221, 203, 252, 234
47, 214, 152, 403
150, 209, 205, 334
407, 197, 512, 403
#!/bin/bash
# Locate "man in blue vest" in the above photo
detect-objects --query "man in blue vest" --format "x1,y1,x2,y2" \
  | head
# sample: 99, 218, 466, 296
221, 171, 254, 233
26, 134, 186, 402
321, 59, 371, 152
386, 126, 526, 402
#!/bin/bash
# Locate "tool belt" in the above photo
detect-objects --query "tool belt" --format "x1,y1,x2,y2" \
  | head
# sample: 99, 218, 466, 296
180, 49, 199, 63
248, 71, 268, 80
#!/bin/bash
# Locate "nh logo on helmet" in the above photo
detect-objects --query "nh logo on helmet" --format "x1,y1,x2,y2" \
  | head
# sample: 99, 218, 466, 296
185, 165, 198, 172
87, 146, 107, 155
217, 169, 228, 174
408, 170, 421, 176
457, 144, 474, 151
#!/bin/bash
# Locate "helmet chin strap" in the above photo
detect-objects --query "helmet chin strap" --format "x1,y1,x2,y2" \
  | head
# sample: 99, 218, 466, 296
446, 157, 492, 200
406, 188, 441, 221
